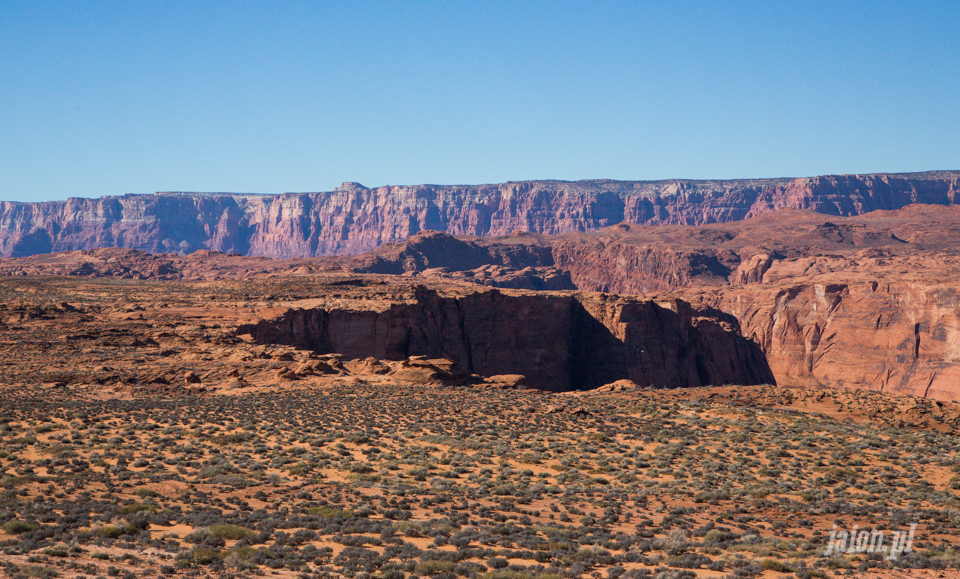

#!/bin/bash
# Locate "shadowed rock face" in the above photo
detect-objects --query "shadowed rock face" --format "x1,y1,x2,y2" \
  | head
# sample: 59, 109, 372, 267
681, 263, 960, 401
237, 288, 773, 391
2, 171, 958, 258
6, 202, 960, 400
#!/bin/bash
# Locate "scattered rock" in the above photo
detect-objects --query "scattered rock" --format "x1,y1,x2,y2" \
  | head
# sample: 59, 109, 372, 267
596, 379, 640, 392
485, 375, 527, 389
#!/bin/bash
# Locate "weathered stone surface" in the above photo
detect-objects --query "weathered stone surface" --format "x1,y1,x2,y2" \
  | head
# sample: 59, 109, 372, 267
7, 201, 960, 400
681, 261, 960, 401
2, 171, 958, 258
236, 287, 773, 392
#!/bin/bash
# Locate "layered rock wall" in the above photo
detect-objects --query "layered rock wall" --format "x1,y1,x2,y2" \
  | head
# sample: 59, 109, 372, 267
3, 172, 958, 258
237, 288, 773, 391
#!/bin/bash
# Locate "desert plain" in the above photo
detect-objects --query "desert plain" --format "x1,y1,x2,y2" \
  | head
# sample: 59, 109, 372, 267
0, 269, 959, 579
2, 174, 960, 578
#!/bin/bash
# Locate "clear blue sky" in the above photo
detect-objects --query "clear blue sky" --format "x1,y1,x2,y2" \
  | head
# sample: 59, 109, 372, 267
2, 1, 958, 202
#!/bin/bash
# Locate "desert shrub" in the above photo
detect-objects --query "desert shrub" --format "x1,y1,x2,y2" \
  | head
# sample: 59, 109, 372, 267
455, 561, 488, 576
653, 529, 689, 556
650, 570, 696, 579
209, 524, 256, 540
96, 525, 139, 538
212, 432, 253, 445
343, 432, 371, 444
3, 519, 35, 534
607, 566, 626, 578
666, 553, 712, 569
309, 506, 355, 519
117, 503, 157, 515
760, 559, 790, 572
486, 558, 509, 569
694, 489, 730, 503
191, 546, 222, 565
223, 545, 258, 564
184, 528, 226, 548
418, 560, 457, 575
729, 563, 763, 577
703, 529, 737, 545
6, 564, 59, 579
43, 544, 70, 557
482, 571, 562, 579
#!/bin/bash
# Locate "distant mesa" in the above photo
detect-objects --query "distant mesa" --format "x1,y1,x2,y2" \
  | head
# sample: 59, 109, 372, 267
4, 202, 960, 401
1, 170, 958, 259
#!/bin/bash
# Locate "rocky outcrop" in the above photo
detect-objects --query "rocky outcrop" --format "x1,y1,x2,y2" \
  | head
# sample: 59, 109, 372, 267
7, 202, 960, 401
681, 258, 960, 401
2, 171, 958, 258
237, 287, 773, 391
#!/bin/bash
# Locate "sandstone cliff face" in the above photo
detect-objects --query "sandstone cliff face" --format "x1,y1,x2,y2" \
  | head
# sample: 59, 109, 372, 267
2, 171, 958, 258
7, 200, 960, 401
679, 256, 960, 402
237, 287, 772, 391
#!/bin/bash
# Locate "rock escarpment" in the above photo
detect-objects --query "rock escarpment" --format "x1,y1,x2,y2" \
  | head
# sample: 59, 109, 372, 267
6, 201, 960, 400
333, 206, 960, 401
681, 258, 960, 401
2, 171, 958, 258
237, 287, 772, 391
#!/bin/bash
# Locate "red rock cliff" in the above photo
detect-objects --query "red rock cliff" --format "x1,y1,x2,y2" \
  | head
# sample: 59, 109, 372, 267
237, 287, 773, 391
2, 171, 958, 258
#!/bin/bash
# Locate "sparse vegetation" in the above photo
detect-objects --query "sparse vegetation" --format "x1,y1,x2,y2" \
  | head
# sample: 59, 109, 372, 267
0, 275, 958, 577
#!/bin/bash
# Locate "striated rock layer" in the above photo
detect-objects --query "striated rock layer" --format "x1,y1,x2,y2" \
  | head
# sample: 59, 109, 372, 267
680, 259, 960, 402
237, 287, 772, 391
2, 170, 958, 258
6, 203, 960, 400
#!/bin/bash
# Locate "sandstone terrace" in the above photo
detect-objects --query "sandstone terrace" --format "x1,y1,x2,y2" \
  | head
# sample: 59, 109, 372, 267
4, 204, 960, 401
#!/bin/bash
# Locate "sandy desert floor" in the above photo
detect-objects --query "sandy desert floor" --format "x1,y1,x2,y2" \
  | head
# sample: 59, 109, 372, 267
1, 276, 959, 578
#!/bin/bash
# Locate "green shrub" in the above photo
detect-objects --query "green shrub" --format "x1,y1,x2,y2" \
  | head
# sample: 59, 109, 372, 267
309, 506, 355, 519
695, 490, 730, 503
483, 571, 561, 579
6, 564, 59, 579
760, 559, 790, 572
209, 524, 256, 540
117, 503, 157, 515
191, 546, 222, 565
212, 432, 253, 445
2, 519, 35, 534
95, 525, 138, 538
417, 560, 456, 575
43, 544, 70, 557
224, 545, 258, 561
703, 529, 736, 545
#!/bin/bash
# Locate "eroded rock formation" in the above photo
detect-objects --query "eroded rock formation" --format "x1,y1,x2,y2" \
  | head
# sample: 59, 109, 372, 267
237, 287, 772, 391
2, 171, 958, 258
6, 201, 960, 400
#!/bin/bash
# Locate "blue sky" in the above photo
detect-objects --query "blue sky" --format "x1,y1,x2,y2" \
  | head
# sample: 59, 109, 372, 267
2, 1, 958, 202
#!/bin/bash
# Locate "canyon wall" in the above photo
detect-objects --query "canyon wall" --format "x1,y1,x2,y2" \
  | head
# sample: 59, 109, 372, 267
4, 199, 960, 400
336, 208, 960, 401
236, 287, 773, 391
679, 259, 960, 402
2, 171, 958, 258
